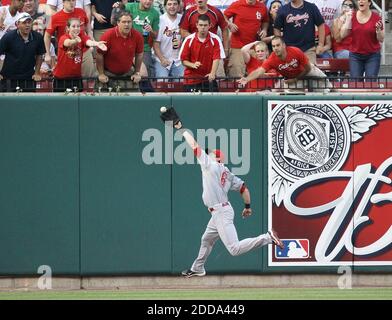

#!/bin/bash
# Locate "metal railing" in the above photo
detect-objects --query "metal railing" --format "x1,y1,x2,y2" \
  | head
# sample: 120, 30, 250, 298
2, 76, 392, 94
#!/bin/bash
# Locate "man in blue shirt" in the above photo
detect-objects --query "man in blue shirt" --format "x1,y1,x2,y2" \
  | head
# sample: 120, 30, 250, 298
273, 0, 325, 64
0, 12, 45, 92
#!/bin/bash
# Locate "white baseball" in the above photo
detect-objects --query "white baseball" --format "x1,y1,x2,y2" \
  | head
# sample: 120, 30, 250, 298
160, 106, 167, 113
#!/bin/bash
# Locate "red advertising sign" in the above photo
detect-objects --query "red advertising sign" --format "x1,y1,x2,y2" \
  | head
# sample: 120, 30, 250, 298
268, 100, 392, 266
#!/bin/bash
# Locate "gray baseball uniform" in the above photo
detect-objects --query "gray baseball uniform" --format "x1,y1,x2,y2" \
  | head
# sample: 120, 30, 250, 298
190, 147, 272, 273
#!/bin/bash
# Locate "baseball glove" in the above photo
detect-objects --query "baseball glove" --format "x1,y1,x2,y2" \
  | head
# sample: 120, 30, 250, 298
160, 106, 181, 127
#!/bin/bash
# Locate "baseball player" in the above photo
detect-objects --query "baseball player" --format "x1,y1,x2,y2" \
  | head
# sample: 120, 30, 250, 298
159, 107, 284, 278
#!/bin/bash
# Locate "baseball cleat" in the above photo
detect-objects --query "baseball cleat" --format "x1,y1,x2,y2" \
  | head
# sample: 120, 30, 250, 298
268, 230, 284, 249
181, 269, 206, 278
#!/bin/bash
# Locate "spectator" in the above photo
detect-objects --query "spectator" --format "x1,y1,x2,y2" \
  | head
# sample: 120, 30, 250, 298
91, 0, 120, 40
44, 0, 96, 79
241, 40, 277, 91
32, 18, 56, 75
307, 0, 342, 27
124, 0, 159, 79
153, 0, 184, 78
0, 0, 24, 36
264, 0, 282, 51
180, 0, 228, 44
53, 17, 106, 92
96, 11, 143, 91
179, 14, 225, 92
341, 0, 384, 80
0, 13, 45, 92
0, 0, 24, 71
46, 0, 91, 22
238, 36, 330, 91
23, 0, 46, 23
274, 0, 325, 64
224, 0, 269, 77
332, 0, 356, 58
180, 0, 228, 67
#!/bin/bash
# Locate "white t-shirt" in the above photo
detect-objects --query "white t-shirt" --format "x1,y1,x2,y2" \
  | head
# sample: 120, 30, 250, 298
0, 5, 21, 39
307, 0, 342, 27
46, 0, 91, 11
0, 6, 21, 60
154, 13, 182, 67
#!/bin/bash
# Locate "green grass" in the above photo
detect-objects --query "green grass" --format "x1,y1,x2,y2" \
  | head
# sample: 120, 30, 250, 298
0, 287, 392, 300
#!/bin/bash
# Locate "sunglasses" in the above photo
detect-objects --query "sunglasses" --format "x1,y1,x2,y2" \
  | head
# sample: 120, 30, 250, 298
343, 3, 354, 8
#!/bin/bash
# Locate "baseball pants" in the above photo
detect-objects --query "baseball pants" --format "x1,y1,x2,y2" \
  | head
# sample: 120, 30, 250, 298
191, 203, 272, 273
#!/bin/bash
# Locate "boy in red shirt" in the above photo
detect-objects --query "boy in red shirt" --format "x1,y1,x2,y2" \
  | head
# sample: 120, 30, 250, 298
53, 17, 106, 92
238, 36, 330, 91
180, 14, 225, 92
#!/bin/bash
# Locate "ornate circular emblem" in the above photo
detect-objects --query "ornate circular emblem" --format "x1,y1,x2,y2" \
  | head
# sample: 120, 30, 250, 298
271, 103, 351, 182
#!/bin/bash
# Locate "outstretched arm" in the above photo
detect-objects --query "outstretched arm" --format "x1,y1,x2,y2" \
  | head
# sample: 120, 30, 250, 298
237, 66, 267, 86
240, 184, 252, 218
175, 122, 199, 151
162, 108, 207, 166
174, 122, 211, 167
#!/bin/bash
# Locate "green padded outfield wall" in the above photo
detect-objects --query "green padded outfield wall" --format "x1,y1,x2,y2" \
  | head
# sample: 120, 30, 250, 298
4, 94, 389, 276
79, 96, 173, 275
0, 95, 266, 275
0, 96, 79, 275
80, 95, 265, 274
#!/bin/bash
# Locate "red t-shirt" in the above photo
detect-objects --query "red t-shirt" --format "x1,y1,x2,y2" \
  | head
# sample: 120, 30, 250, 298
315, 23, 331, 46
179, 4, 227, 35
180, 32, 224, 84
351, 11, 382, 55
246, 56, 263, 74
46, 8, 89, 40
224, 0, 269, 49
97, 27, 144, 75
183, 0, 196, 10
53, 33, 90, 78
262, 46, 308, 79
332, 31, 352, 53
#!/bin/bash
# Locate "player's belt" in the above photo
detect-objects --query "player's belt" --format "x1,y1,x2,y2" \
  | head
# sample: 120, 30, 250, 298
208, 202, 230, 213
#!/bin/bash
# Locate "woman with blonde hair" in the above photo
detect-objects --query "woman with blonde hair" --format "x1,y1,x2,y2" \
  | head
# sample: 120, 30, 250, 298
241, 40, 277, 91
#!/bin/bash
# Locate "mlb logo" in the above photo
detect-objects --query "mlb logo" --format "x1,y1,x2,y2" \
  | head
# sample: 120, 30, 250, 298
275, 239, 309, 259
